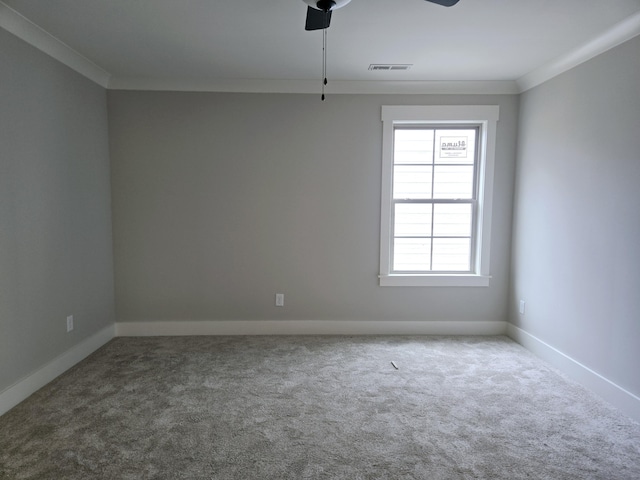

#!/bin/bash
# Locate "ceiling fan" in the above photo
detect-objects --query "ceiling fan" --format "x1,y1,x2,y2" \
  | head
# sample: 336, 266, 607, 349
301, 0, 460, 100
303, 0, 460, 31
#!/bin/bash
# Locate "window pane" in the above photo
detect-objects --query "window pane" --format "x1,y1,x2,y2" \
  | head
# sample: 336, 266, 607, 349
393, 165, 432, 199
433, 204, 472, 237
433, 165, 474, 199
394, 204, 432, 237
432, 238, 471, 271
394, 129, 434, 165
394, 238, 431, 271
435, 129, 476, 165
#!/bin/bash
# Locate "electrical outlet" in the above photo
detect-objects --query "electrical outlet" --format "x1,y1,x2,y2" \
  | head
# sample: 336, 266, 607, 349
66, 315, 74, 332
275, 293, 284, 307
519, 300, 526, 315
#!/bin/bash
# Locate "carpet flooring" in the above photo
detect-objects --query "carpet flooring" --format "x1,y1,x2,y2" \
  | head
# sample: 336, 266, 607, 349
1, 335, 639, 479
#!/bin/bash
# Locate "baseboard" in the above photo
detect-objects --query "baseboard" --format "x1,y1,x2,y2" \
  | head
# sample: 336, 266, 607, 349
507, 324, 640, 423
5, 321, 636, 422
0, 324, 116, 417
116, 319, 508, 337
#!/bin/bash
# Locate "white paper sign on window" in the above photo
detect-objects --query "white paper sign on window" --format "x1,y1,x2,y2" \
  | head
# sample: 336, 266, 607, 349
439, 136, 468, 158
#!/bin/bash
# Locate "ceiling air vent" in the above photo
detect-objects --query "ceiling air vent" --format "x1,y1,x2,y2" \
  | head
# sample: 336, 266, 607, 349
368, 64, 412, 71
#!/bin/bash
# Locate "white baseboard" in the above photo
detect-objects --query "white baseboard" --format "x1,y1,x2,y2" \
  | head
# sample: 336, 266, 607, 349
116, 319, 508, 337
507, 324, 640, 423
9, 321, 637, 424
0, 324, 116, 417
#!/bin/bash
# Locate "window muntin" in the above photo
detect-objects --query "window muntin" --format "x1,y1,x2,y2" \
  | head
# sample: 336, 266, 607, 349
391, 126, 478, 273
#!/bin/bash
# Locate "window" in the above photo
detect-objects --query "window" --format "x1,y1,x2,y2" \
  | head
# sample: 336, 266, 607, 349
379, 106, 499, 287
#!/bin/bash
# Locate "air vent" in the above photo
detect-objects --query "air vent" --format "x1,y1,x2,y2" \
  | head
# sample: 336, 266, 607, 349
368, 64, 412, 71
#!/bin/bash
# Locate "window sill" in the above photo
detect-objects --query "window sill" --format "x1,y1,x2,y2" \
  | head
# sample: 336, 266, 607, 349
379, 274, 491, 287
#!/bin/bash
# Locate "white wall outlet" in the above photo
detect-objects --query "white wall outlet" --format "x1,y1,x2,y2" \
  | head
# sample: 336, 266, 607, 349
519, 300, 526, 315
66, 315, 74, 332
275, 293, 284, 307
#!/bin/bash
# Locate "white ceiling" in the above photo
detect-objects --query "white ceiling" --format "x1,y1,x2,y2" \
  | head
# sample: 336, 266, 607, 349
2, 0, 640, 93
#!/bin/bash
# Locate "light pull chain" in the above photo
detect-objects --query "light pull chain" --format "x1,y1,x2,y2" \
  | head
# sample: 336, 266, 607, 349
322, 17, 327, 101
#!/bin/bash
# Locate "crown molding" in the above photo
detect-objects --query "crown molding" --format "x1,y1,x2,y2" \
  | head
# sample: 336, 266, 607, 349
0, 1, 110, 88
108, 77, 520, 95
517, 10, 640, 92
3, 0, 638, 96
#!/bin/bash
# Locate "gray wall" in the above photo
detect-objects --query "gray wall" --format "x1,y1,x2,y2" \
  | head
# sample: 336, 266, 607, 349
0, 29, 115, 392
510, 35, 640, 397
108, 92, 518, 324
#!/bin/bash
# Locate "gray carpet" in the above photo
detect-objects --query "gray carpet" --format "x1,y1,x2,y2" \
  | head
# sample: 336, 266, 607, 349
1, 335, 639, 479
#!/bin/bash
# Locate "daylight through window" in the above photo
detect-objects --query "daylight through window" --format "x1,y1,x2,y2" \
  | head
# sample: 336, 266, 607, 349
393, 126, 478, 272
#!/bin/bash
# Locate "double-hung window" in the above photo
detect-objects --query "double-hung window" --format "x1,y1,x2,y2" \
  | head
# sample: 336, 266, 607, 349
379, 106, 499, 287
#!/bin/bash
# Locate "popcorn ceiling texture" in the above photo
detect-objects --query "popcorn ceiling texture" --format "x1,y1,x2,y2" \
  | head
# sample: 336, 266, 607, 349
1, 335, 639, 479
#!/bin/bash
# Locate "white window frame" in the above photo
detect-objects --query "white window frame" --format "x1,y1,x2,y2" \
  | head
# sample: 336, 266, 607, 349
379, 105, 499, 287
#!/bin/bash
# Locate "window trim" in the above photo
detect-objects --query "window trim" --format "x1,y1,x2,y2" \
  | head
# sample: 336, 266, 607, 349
379, 105, 499, 287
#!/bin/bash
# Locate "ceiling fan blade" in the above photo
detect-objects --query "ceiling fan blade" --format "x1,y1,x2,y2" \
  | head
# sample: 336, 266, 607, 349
305, 6, 332, 30
424, 0, 460, 6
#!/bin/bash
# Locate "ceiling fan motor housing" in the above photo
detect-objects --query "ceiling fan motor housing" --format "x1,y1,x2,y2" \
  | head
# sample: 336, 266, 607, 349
303, 0, 352, 12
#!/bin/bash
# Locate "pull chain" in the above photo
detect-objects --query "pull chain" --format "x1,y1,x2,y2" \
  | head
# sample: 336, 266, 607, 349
322, 16, 327, 101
